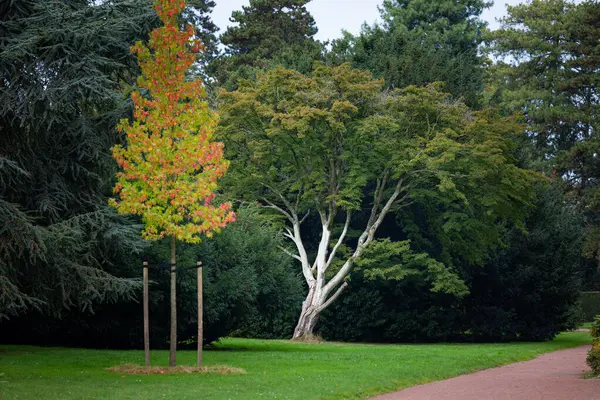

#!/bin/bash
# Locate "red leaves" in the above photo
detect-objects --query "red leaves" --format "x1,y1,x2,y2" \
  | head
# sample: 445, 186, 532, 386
109, 0, 234, 243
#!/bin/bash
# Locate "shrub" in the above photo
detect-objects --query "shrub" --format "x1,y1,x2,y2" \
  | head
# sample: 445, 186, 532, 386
581, 292, 600, 322
0, 206, 303, 348
587, 316, 600, 376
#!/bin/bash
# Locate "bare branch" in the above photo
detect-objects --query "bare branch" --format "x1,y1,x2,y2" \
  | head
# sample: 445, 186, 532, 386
295, 190, 301, 211
368, 178, 404, 238
283, 228, 295, 241
367, 168, 389, 228
278, 246, 302, 262
261, 198, 293, 222
299, 210, 310, 224
323, 178, 404, 296
325, 211, 351, 270
318, 282, 349, 312
284, 224, 315, 284
261, 183, 298, 219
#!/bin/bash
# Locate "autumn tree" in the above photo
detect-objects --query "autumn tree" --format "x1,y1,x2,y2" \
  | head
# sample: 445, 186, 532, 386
217, 64, 537, 339
110, 0, 234, 366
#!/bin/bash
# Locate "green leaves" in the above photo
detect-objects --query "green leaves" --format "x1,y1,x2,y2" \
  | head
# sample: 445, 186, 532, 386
218, 64, 383, 213
219, 62, 536, 299
110, 0, 234, 243
359, 239, 469, 297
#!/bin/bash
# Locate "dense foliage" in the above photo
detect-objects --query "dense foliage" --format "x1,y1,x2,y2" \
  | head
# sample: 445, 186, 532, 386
0, 207, 303, 348
218, 62, 537, 338
486, 0, 600, 285
0, 0, 155, 320
208, 0, 322, 90
1, 0, 593, 348
319, 186, 582, 342
581, 292, 600, 321
329, 0, 488, 107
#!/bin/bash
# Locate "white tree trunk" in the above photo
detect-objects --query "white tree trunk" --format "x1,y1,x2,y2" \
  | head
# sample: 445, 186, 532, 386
263, 177, 405, 340
288, 180, 404, 340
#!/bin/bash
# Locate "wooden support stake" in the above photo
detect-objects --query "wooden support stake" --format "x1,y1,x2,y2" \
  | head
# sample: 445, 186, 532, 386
169, 237, 177, 367
197, 261, 203, 366
143, 261, 150, 367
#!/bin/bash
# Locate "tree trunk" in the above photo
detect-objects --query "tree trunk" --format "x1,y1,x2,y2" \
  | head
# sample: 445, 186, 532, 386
292, 300, 321, 340
285, 179, 402, 340
169, 236, 177, 367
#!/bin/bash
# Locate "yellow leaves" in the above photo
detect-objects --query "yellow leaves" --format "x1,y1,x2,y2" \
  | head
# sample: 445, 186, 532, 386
109, 0, 233, 243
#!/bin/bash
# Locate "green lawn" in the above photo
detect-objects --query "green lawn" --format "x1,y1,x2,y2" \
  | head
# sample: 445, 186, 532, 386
0, 332, 592, 400
580, 322, 594, 329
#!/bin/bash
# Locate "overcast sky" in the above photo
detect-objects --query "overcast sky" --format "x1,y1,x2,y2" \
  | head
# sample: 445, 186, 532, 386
212, 0, 523, 43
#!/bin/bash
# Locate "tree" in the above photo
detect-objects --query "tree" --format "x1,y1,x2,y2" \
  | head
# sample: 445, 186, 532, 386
209, 0, 321, 90
486, 0, 600, 281
319, 185, 582, 343
328, 0, 489, 107
110, 0, 234, 366
0, 0, 162, 321
217, 63, 537, 339
0, 206, 304, 348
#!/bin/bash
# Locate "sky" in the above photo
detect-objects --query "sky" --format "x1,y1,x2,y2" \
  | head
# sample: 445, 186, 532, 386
212, 0, 524, 43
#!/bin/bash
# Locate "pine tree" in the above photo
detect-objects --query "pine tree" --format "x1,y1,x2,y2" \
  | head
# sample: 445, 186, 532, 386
329, 0, 489, 107
208, 0, 321, 90
487, 0, 600, 280
0, 0, 219, 320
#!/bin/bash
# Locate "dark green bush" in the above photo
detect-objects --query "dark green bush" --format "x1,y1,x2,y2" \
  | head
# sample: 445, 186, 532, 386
0, 207, 304, 348
581, 292, 600, 321
319, 186, 583, 342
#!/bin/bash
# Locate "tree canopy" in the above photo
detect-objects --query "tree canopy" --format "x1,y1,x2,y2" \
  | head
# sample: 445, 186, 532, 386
0, 0, 156, 320
486, 0, 600, 281
217, 63, 538, 338
209, 0, 322, 90
329, 0, 489, 107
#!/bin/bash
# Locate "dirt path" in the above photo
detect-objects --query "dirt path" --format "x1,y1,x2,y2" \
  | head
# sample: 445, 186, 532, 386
371, 345, 600, 400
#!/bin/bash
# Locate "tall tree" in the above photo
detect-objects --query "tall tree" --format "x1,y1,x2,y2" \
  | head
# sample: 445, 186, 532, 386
209, 0, 321, 90
0, 0, 220, 321
217, 63, 537, 339
329, 0, 489, 107
0, 0, 159, 320
486, 0, 600, 277
110, 0, 234, 366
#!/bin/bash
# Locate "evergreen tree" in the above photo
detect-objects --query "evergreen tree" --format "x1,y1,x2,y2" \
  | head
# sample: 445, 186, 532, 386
209, 0, 322, 90
0, 0, 218, 319
329, 0, 489, 107
487, 0, 600, 281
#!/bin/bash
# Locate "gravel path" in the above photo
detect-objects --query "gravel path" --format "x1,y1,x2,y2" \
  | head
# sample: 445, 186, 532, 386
371, 345, 600, 400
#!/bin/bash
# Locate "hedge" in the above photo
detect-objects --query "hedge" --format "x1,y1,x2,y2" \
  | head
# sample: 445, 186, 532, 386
581, 292, 600, 321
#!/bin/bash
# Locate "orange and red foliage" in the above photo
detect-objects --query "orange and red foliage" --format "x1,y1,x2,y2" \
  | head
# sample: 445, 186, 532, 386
110, 0, 234, 243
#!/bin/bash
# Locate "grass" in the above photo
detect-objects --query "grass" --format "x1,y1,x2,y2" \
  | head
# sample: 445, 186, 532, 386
0, 331, 592, 400
580, 321, 594, 329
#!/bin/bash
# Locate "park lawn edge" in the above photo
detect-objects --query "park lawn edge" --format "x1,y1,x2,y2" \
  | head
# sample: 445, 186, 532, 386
0, 331, 593, 400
